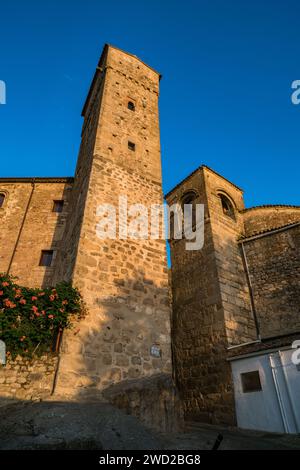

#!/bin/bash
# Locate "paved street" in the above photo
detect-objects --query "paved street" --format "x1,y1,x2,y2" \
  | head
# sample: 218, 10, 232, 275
1, 400, 300, 450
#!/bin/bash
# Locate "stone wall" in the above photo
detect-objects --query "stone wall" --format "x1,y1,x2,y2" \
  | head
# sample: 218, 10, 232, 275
0, 355, 57, 401
203, 168, 257, 347
102, 373, 183, 433
243, 224, 300, 338
0, 179, 73, 287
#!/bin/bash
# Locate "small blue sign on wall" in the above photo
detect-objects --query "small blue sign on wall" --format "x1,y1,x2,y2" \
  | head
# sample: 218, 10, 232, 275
0, 340, 6, 365
150, 345, 161, 358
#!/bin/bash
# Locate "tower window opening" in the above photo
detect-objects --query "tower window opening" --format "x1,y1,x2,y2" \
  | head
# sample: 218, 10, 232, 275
219, 194, 235, 220
39, 250, 54, 267
0, 193, 5, 208
128, 101, 135, 111
128, 141, 136, 151
52, 200, 64, 213
181, 191, 197, 229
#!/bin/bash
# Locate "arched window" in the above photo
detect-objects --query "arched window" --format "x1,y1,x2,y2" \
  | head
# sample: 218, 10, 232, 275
0, 193, 6, 208
219, 193, 235, 220
181, 191, 197, 230
181, 192, 196, 208
128, 101, 135, 111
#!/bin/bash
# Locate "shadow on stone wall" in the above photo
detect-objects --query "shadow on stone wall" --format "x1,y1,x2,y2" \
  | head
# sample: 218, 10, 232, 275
48, 268, 183, 433
40, 182, 74, 289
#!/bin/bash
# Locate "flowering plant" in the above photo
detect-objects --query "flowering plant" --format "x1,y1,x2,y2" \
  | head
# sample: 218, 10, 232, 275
0, 274, 83, 358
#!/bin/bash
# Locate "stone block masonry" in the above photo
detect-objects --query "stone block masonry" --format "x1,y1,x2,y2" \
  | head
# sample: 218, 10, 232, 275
2, 42, 298, 431
0, 355, 57, 400
52, 45, 172, 398
0, 178, 73, 288
0, 45, 173, 420
166, 165, 300, 426
166, 167, 238, 425
242, 223, 300, 338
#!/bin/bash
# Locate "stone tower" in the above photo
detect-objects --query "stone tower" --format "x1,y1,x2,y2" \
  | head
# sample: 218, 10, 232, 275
53, 44, 172, 397
166, 166, 256, 424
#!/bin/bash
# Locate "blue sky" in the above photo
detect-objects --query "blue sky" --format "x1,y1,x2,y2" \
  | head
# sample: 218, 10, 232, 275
0, 0, 299, 207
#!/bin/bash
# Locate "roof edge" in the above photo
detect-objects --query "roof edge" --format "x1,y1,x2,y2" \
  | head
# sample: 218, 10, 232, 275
239, 221, 300, 242
81, 43, 161, 117
165, 164, 243, 200
106, 44, 161, 78
241, 204, 300, 213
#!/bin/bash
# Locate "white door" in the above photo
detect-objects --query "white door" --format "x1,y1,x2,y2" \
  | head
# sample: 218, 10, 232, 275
231, 349, 300, 433
278, 349, 300, 431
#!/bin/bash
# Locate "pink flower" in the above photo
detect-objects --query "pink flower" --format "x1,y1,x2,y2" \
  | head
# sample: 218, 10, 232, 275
2, 282, 9, 287
48, 314, 54, 319
19, 298, 26, 305
62, 300, 68, 305
0, 291, 3, 296
31, 305, 38, 313
31, 296, 38, 301
49, 295, 55, 301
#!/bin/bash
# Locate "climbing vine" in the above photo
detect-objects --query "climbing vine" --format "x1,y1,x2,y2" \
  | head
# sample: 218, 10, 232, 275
0, 274, 83, 358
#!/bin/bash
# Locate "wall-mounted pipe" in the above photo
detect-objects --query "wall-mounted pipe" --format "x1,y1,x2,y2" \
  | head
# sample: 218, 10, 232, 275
240, 241, 261, 340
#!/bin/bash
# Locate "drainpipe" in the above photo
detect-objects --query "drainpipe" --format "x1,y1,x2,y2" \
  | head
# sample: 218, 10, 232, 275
7, 179, 35, 275
226, 241, 261, 351
51, 329, 63, 396
239, 241, 261, 340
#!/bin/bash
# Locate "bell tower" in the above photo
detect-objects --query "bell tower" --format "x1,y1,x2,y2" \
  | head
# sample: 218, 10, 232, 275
53, 45, 172, 396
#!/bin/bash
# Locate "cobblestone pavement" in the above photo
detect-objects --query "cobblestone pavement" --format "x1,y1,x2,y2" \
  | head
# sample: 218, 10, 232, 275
162, 422, 300, 450
1, 400, 300, 450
